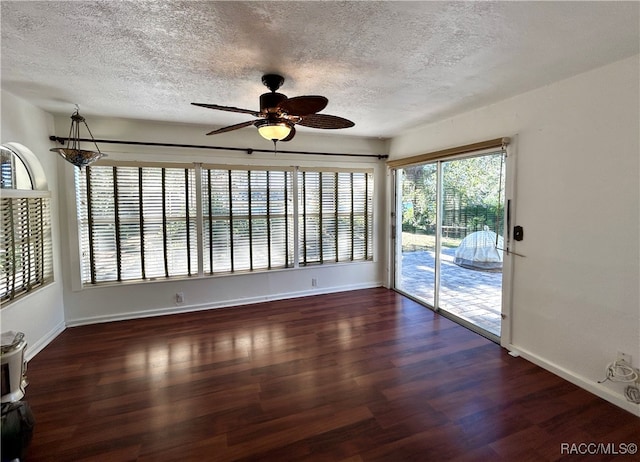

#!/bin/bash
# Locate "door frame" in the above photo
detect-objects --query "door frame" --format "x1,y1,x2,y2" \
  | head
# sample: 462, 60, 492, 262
389, 141, 517, 345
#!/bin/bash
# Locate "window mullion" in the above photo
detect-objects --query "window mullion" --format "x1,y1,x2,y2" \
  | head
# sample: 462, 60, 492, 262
286, 171, 291, 268
350, 172, 355, 261
207, 169, 213, 274
185, 168, 191, 276
319, 172, 323, 264
9, 199, 16, 299
86, 168, 96, 284
266, 171, 272, 269
138, 168, 146, 280
162, 168, 168, 277
248, 171, 253, 271
24, 198, 32, 290
365, 173, 370, 260
227, 170, 234, 272
334, 172, 339, 262
195, 163, 204, 277
113, 167, 122, 281
292, 168, 299, 268
39, 198, 45, 284
302, 171, 307, 265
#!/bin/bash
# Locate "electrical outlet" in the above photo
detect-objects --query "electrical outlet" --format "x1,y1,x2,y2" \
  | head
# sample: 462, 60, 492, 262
311, 278, 318, 287
175, 292, 184, 304
617, 351, 632, 365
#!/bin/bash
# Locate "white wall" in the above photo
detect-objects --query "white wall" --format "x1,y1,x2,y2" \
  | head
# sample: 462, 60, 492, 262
388, 55, 640, 415
54, 117, 388, 325
0, 90, 66, 359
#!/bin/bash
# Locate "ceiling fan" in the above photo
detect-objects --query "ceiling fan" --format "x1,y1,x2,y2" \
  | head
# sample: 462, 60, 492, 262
192, 74, 354, 144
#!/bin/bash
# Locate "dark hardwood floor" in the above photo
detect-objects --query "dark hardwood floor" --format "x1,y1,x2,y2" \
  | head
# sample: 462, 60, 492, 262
23, 288, 639, 461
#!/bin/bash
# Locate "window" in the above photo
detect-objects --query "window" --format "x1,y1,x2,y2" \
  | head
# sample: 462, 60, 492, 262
202, 167, 294, 273
76, 162, 373, 285
1, 144, 53, 305
298, 169, 373, 265
76, 164, 197, 283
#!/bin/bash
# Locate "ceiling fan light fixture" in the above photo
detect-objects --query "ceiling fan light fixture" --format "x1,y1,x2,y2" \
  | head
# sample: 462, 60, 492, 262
50, 107, 106, 168
256, 120, 292, 141
193, 73, 354, 140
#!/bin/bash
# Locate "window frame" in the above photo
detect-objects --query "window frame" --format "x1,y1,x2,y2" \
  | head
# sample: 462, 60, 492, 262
201, 165, 295, 274
75, 160, 374, 287
76, 162, 198, 284
297, 167, 373, 266
1, 143, 53, 306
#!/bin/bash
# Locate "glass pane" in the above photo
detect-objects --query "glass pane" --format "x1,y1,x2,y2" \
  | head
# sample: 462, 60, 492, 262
117, 167, 142, 280
208, 219, 232, 273
268, 171, 293, 268
250, 171, 269, 269
202, 169, 232, 273
120, 223, 142, 279
1, 146, 33, 190
75, 168, 92, 283
321, 172, 337, 262
0, 197, 53, 302
439, 153, 504, 337
77, 165, 197, 283
251, 217, 269, 269
269, 216, 289, 268
162, 168, 195, 277
396, 163, 438, 306
299, 171, 320, 264
232, 218, 251, 271
142, 222, 165, 279
92, 223, 117, 282
88, 166, 117, 282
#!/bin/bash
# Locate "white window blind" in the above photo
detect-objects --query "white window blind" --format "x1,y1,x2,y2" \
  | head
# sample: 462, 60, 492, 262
0, 195, 53, 302
77, 165, 197, 283
1, 143, 53, 305
76, 162, 373, 285
202, 168, 294, 273
298, 170, 373, 265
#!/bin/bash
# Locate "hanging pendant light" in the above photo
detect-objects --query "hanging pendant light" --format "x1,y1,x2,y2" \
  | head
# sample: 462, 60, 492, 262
50, 107, 106, 168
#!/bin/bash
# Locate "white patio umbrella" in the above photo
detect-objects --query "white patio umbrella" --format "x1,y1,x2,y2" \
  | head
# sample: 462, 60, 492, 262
454, 227, 504, 271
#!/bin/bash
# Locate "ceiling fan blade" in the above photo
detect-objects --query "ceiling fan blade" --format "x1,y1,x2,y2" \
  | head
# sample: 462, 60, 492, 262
206, 120, 256, 135
192, 102, 260, 117
279, 96, 328, 116
281, 125, 296, 142
298, 113, 355, 129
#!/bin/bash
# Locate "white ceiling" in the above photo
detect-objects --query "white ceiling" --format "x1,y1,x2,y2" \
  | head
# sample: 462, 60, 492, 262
2, 1, 638, 139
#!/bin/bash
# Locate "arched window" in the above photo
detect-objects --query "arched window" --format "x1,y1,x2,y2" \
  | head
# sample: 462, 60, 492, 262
1, 143, 53, 305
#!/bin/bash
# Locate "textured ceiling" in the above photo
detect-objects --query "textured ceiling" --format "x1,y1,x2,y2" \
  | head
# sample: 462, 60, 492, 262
2, 1, 639, 139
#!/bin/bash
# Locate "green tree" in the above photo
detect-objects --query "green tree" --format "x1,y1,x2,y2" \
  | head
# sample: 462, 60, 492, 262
401, 153, 505, 234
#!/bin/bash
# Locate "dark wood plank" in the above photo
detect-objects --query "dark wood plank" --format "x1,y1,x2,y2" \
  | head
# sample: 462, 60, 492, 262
22, 288, 639, 461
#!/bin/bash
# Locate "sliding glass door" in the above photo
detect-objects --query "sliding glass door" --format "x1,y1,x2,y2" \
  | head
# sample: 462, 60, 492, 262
394, 150, 506, 340
395, 162, 438, 305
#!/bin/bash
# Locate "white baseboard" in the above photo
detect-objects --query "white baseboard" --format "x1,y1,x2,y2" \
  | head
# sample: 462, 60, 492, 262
507, 344, 640, 417
26, 320, 66, 361
66, 282, 383, 327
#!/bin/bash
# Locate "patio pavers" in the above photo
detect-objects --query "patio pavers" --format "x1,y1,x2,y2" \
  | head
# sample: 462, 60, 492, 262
397, 248, 502, 336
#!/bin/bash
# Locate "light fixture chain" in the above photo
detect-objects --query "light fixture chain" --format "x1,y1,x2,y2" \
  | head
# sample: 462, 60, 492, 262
82, 120, 102, 154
